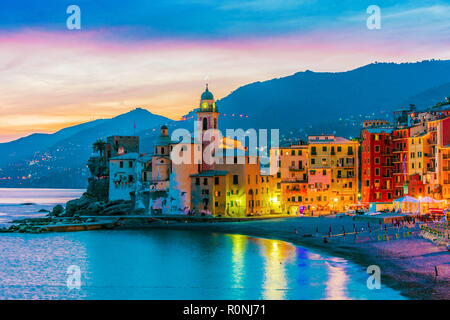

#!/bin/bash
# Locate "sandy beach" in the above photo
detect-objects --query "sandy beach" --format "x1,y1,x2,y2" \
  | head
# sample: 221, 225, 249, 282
137, 215, 449, 300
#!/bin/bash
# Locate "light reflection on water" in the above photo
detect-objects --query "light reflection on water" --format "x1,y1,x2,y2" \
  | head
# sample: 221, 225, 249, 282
0, 230, 405, 300
0, 189, 405, 300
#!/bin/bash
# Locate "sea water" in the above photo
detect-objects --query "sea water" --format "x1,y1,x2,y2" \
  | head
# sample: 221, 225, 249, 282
0, 188, 405, 300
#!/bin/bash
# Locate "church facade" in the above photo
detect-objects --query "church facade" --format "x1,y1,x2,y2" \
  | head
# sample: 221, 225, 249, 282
108, 85, 281, 217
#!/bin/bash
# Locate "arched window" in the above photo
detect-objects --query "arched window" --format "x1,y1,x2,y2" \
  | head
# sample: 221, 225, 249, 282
203, 118, 208, 130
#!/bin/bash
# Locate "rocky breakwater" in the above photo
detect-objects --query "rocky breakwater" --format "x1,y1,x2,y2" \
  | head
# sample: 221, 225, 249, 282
1, 192, 141, 233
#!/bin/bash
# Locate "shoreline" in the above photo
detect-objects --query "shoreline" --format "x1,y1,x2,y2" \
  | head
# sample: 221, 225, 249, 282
129, 216, 449, 300
3, 213, 448, 300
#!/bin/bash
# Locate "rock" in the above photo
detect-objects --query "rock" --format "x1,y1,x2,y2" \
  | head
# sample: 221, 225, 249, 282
86, 178, 109, 202
87, 202, 104, 214
102, 202, 131, 215
51, 204, 64, 216
65, 194, 93, 216
38, 209, 50, 213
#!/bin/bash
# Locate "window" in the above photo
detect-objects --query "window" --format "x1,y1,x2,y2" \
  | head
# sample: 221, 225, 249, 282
311, 146, 317, 155
322, 146, 327, 152
311, 158, 315, 165
233, 175, 238, 185
347, 146, 353, 155
337, 146, 342, 152
202, 118, 208, 130
195, 178, 200, 185
119, 161, 123, 168
214, 177, 219, 185
298, 150, 302, 156
203, 178, 208, 185
291, 150, 295, 155
129, 161, 133, 168
375, 145, 380, 152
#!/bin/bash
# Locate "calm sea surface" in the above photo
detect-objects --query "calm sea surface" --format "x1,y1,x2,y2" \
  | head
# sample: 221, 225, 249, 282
0, 188, 405, 300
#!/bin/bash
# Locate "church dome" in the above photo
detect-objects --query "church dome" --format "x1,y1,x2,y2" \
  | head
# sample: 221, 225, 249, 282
201, 85, 214, 101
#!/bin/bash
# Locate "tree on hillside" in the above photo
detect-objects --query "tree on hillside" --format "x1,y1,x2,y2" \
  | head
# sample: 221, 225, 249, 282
92, 139, 106, 157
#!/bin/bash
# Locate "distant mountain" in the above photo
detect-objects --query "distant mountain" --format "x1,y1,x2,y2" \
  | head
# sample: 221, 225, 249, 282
217, 60, 450, 138
1, 60, 450, 188
401, 82, 450, 109
0, 119, 107, 167
0, 108, 174, 188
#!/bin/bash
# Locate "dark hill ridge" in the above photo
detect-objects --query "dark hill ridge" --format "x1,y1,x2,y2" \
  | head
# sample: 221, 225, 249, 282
1, 60, 450, 188
217, 60, 450, 131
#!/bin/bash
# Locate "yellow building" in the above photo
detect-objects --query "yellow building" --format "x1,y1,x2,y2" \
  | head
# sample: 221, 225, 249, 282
271, 143, 308, 215
307, 135, 359, 214
188, 85, 281, 217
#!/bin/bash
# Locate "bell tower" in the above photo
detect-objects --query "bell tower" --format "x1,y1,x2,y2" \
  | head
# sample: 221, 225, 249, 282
196, 84, 219, 171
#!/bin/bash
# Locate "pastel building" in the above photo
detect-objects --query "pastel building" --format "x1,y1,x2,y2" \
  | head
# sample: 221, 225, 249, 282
109, 152, 142, 201
273, 142, 309, 215
307, 135, 359, 213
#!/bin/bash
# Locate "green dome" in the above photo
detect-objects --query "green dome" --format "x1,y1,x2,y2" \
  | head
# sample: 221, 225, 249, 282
156, 135, 171, 146
201, 86, 214, 100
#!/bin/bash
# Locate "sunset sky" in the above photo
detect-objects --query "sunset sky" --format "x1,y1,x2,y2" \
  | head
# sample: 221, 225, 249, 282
0, 0, 449, 142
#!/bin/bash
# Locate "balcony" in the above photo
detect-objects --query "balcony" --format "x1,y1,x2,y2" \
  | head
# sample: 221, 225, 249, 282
289, 166, 304, 171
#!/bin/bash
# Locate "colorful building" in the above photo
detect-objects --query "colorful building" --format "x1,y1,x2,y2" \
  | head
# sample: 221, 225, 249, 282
307, 135, 359, 214
274, 142, 309, 215
361, 127, 394, 204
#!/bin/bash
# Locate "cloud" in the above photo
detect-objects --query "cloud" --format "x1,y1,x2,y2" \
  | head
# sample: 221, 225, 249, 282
0, 1, 449, 142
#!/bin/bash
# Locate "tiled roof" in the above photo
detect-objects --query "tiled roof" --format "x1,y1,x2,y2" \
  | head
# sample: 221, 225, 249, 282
110, 152, 140, 160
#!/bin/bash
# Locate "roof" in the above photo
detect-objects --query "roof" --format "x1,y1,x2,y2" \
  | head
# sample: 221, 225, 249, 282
137, 154, 153, 163
110, 152, 140, 160
308, 136, 355, 144
200, 85, 214, 100
155, 135, 173, 146
365, 127, 393, 134
190, 170, 229, 177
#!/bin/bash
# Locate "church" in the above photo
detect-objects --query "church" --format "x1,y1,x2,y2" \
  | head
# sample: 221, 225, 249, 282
108, 85, 282, 217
